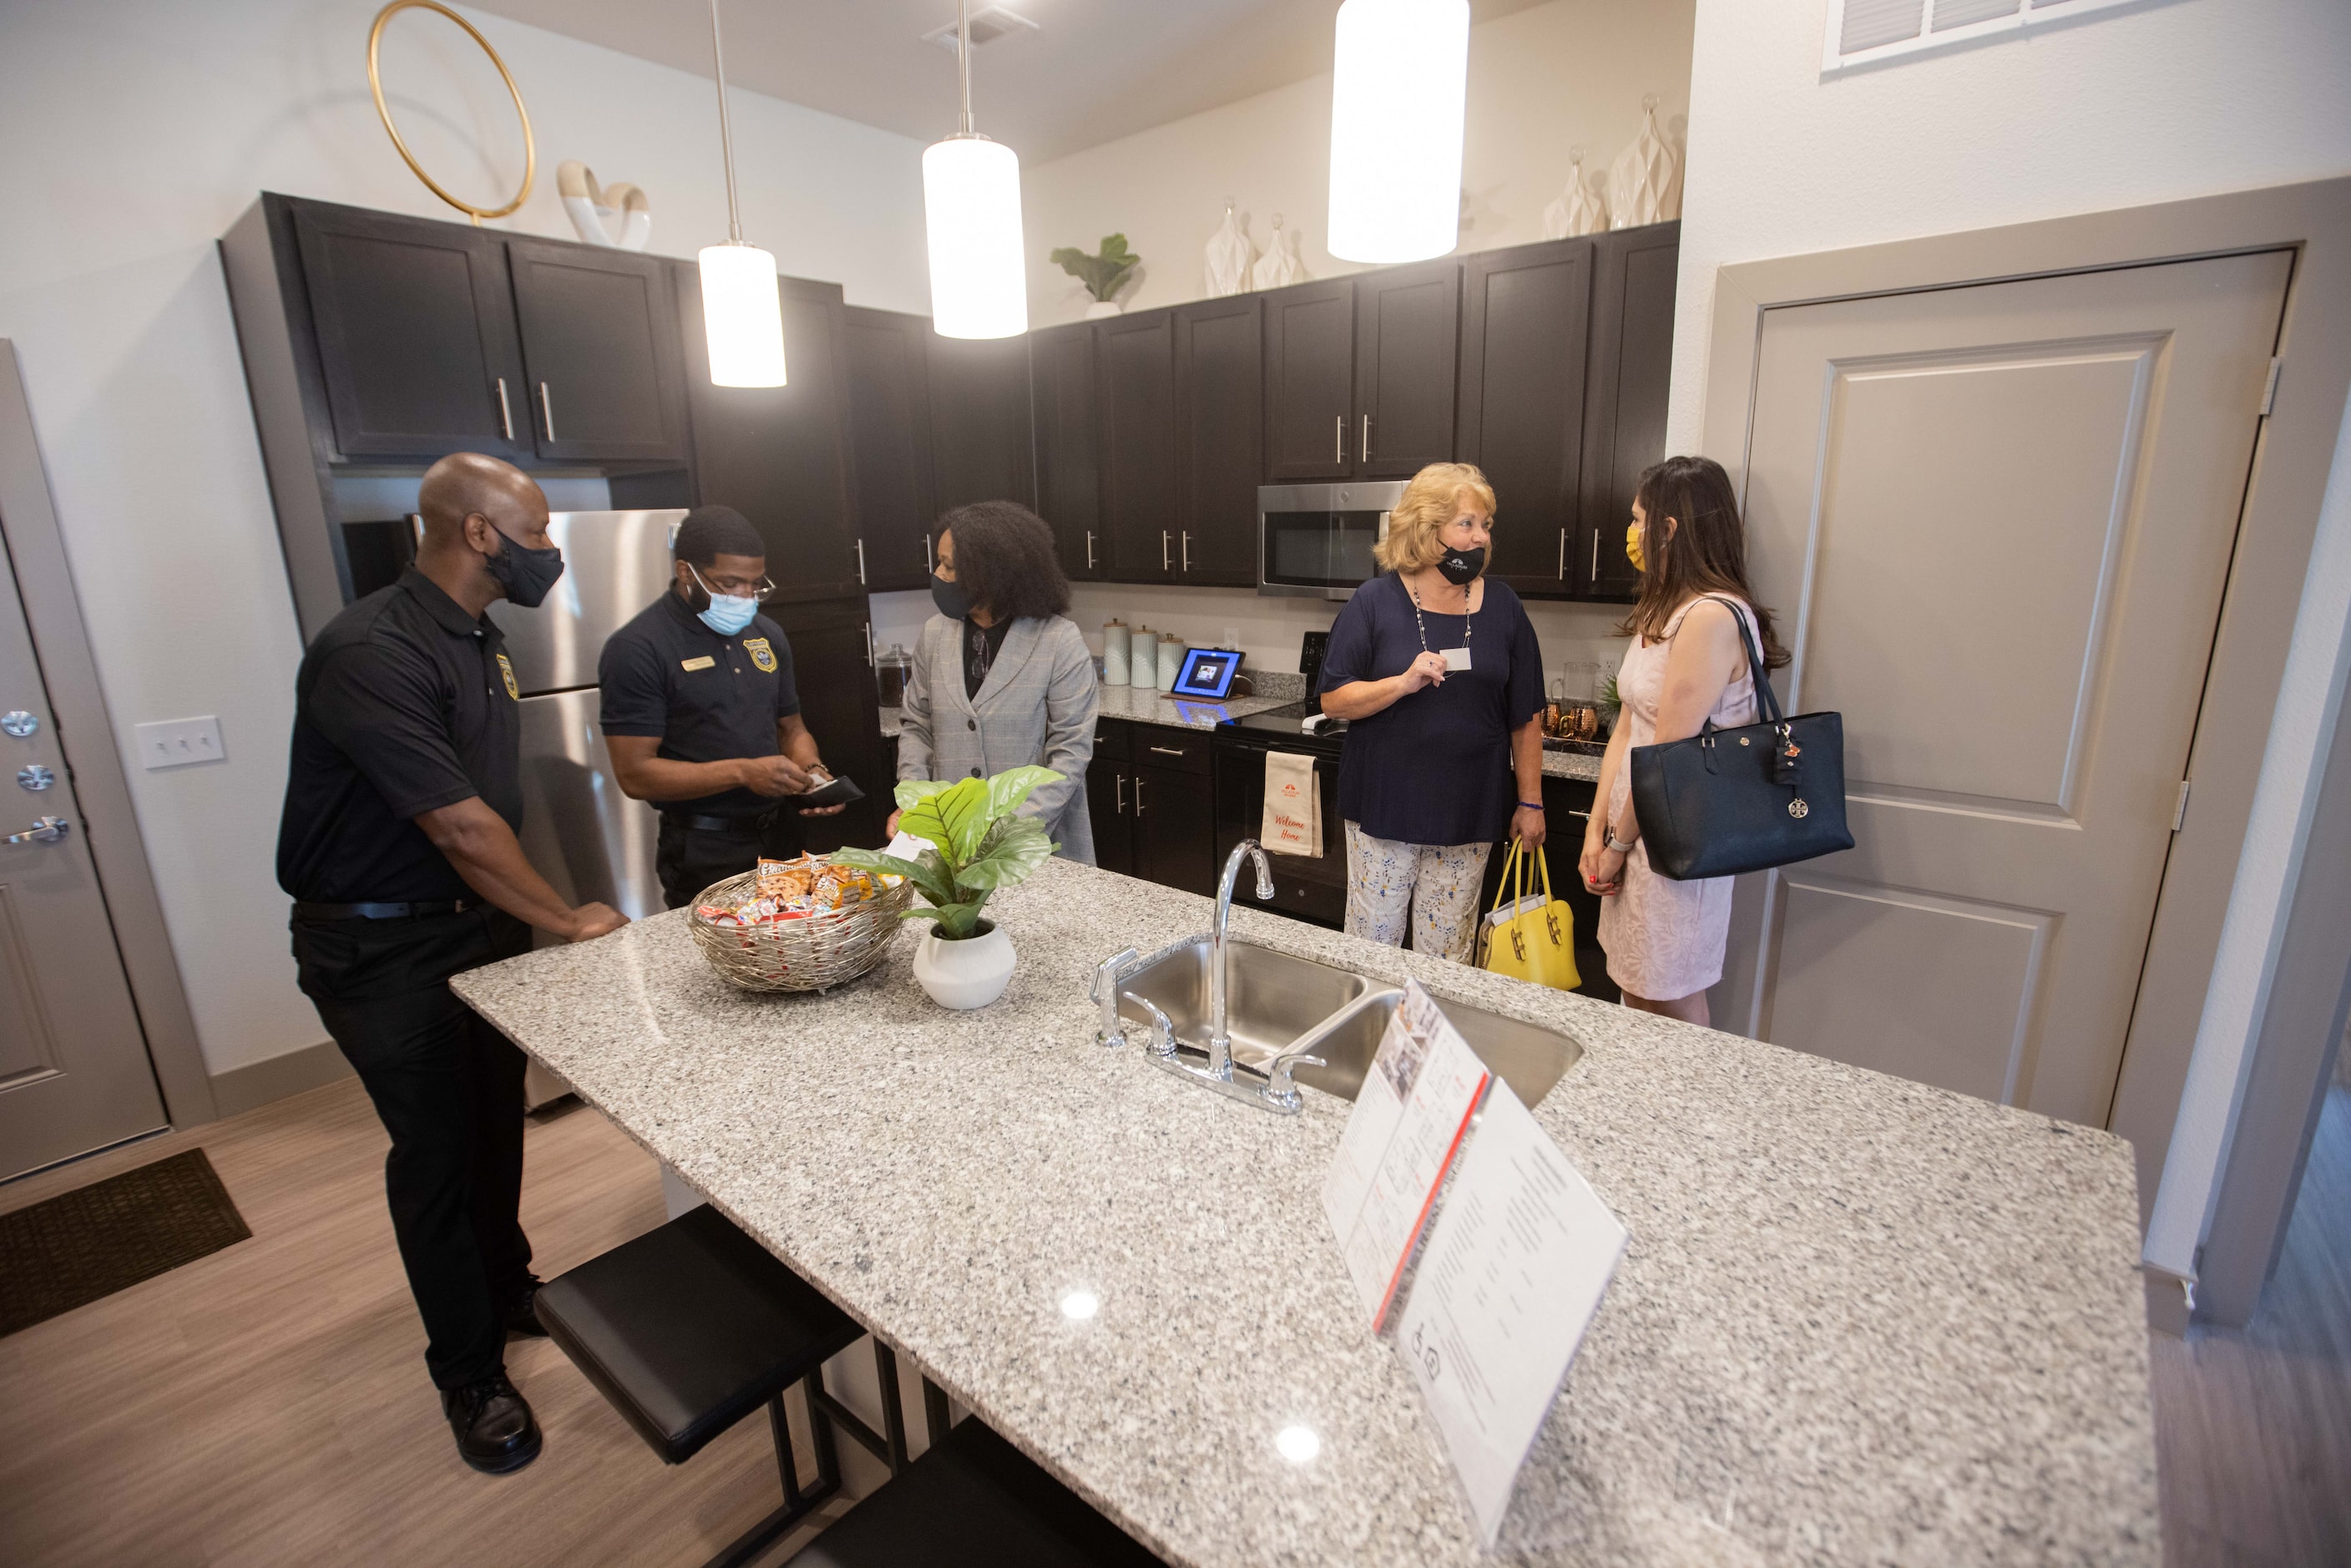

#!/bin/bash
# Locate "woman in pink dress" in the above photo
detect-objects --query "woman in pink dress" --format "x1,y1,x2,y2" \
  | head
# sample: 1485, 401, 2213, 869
1580, 457, 1791, 1025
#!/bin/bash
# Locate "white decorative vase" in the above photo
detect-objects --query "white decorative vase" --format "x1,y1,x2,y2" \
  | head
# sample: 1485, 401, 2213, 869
1540, 149, 1608, 240
1084, 299, 1125, 320
1609, 96, 1681, 230
913, 921, 1015, 1009
1204, 200, 1255, 297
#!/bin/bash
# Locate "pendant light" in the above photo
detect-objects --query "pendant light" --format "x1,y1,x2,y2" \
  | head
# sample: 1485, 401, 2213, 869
698, 0, 786, 386
922, 0, 1029, 339
1327, 0, 1470, 264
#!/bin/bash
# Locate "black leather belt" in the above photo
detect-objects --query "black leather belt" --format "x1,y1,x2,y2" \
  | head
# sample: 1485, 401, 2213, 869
294, 898, 479, 921
669, 812, 774, 836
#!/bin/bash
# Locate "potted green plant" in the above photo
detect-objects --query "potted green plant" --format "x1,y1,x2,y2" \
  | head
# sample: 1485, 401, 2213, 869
832, 766, 1061, 1009
1049, 233, 1140, 319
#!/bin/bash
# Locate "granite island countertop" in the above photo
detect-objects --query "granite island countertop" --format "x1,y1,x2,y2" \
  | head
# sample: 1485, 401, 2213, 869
453, 861, 2158, 1566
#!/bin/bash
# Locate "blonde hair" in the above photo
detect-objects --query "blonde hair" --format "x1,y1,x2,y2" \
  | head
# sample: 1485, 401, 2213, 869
1373, 463, 1497, 574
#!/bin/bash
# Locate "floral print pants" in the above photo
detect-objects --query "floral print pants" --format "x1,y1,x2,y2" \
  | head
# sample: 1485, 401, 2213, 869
1342, 822, 1493, 964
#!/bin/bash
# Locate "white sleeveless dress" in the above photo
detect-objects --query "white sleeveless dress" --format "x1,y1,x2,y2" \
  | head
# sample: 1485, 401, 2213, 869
1596, 596, 1761, 1002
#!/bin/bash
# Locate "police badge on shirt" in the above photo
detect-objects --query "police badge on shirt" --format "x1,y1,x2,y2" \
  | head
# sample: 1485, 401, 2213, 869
744, 636, 778, 673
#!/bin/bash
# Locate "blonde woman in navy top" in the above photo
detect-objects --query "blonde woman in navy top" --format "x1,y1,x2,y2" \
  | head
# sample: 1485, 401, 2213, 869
1317, 463, 1549, 960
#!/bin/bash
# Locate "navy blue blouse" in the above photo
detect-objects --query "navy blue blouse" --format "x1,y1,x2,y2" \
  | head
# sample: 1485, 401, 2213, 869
1317, 574, 1546, 847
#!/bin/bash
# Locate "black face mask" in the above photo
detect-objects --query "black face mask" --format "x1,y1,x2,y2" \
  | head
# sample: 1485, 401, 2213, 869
930, 571, 973, 621
1435, 545, 1486, 587
484, 529, 566, 609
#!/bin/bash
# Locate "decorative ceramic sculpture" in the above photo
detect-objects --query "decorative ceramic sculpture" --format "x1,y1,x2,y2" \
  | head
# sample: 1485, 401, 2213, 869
1540, 149, 1608, 240
1610, 96, 1681, 230
1251, 214, 1310, 291
1051, 234, 1140, 317
557, 161, 652, 250
1205, 200, 1255, 298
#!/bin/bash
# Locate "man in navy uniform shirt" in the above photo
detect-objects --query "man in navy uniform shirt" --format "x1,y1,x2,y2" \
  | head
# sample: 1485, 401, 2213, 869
278, 453, 627, 1475
598, 505, 844, 908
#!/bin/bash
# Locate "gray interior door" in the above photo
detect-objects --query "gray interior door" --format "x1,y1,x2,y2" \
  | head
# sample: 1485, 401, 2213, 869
0, 542, 166, 1177
1725, 251, 2290, 1127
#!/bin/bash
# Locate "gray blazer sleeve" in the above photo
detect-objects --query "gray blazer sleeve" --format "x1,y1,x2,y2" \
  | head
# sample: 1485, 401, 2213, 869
897, 619, 938, 784
1021, 620, 1099, 828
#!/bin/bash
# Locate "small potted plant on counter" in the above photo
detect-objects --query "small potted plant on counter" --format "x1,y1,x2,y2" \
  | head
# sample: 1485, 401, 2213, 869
832, 766, 1060, 1010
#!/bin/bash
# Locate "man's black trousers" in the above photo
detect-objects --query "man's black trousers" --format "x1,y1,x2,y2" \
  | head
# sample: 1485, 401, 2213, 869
293, 907, 534, 1391
655, 809, 804, 910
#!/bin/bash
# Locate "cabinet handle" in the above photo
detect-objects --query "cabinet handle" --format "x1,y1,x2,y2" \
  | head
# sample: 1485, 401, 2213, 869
538, 382, 556, 442
1115, 772, 1127, 814
1085, 529, 1096, 570
855, 538, 867, 585
863, 621, 875, 667
1361, 414, 1372, 463
1161, 530, 1170, 571
1134, 776, 1145, 815
1147, 745, 1186, 757
1557, 528, 1567, 579
1181, 530, 1191, 572
1334, 414, 1344, 463
494, 378, 514, 442
923, 532, 933, 574
1590, 531, 1600, 584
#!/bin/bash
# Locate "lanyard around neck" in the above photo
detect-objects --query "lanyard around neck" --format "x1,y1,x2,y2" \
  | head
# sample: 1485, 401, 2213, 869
1405, 576, 1474, 656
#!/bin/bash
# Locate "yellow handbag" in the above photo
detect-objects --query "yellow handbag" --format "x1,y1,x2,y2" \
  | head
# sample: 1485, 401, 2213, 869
1478, 839, 1580, 991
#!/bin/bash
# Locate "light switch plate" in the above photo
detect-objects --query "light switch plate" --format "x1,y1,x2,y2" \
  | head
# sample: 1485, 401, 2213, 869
1221, 625, 1241, 650
136, 716, 225, 770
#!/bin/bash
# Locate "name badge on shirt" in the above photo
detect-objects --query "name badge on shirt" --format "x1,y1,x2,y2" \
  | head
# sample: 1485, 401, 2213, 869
680, 655, 716, 671
1441, 646, 1473, 672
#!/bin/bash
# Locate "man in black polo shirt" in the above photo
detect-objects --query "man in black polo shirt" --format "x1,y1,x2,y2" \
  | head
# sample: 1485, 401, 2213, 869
278, 453, 627, 1476
599, 505, 843, 908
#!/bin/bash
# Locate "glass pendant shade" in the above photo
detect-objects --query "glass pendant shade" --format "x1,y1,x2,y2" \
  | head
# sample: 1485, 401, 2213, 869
1327, 0, 1470, 264
699, 241, 786, 387
923, 135, 1029, 340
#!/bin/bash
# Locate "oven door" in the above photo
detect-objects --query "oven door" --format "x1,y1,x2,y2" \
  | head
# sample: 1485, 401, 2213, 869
1214, 733, 1347, 928
1256, 482, 1405, 599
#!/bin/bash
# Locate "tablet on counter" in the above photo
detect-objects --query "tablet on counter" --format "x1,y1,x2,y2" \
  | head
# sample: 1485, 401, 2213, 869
1170, 647, 1245, 700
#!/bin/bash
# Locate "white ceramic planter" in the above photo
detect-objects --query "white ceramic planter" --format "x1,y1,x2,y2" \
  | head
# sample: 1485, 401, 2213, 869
913, 922, 1015, 1009
1083, 299, 1124, 320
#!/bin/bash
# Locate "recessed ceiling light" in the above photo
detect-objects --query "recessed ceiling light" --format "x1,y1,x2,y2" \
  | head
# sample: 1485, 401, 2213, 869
1277, 1424, 1322, 1464
921, 6, 1039, 56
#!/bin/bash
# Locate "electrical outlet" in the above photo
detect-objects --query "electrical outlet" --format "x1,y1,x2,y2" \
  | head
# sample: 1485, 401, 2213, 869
1221, 625, 1241, 650
136, 716, 225, 770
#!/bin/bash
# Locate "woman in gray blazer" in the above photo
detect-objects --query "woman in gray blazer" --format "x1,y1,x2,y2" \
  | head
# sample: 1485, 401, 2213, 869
893, 502, 1100, 863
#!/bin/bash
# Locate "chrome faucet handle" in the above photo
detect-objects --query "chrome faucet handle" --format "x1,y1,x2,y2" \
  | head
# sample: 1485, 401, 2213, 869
1259, 1050, 1327, 1114
1123, 993, 1179, 1060
1092, 948, 1140, 1046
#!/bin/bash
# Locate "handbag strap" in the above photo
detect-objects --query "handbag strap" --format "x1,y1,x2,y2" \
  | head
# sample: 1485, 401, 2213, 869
1533, 841, 1554, 905
1488, 837, 1522, 918
1696, 595, 1783, 726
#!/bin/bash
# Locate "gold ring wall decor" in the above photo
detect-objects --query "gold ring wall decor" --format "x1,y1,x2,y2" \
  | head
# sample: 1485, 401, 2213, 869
367, 0, 536, 224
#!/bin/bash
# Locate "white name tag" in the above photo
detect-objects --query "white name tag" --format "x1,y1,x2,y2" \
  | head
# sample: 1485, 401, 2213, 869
1441, 646, 1473, 672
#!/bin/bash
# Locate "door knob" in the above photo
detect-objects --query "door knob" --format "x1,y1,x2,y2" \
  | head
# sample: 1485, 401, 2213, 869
18, 765, 54, 792
4, 815, 68, 845
1, 711, 34, 737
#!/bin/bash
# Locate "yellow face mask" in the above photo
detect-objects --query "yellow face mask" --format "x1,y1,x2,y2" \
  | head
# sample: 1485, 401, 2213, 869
1625, 519, 1646, 574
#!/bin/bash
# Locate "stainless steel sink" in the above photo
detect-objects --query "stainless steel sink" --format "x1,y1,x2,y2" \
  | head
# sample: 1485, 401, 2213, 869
1111, 938, 1580, 1108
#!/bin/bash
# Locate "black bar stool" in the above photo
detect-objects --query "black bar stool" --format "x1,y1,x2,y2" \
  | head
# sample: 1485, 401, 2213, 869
783, 1415, 1165, 1567
535, 1205, 915, 1568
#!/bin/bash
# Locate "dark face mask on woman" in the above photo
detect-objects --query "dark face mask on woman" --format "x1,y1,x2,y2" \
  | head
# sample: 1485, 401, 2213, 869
1435, 545, 1486, 587
930, 571, 973, 621
484, 528, 566, 609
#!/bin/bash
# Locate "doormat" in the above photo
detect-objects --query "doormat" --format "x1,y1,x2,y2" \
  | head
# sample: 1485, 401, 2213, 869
0, 1148, 250, 1337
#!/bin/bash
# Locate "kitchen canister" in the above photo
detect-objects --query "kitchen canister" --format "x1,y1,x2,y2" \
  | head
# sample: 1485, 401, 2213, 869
1102, 620, 1130, 685
1128, 626, 1155, 685
1157, 635, 1184, 692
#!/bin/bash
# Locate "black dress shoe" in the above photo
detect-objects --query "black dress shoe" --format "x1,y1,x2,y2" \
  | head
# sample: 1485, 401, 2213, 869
503, 1284, 548, 1339
442, 1374, 543, 1474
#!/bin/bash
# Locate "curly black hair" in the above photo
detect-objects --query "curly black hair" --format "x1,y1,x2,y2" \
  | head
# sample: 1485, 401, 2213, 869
938, 501, 1072, 623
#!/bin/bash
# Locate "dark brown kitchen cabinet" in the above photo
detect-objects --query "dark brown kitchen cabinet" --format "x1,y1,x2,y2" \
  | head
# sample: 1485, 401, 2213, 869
1097, 311, 1179, 580
1352, 260, 1460, 479
1263, 280, 1356, 481
1580, 221, 1679, 601
841, 306, 938, 592
1172, 296, 1262, 586
1457, 239, 1594, 598
676, 267, 863, 602
1031, 322, 1102, 579
767, 595, 886, 853
1131, 759, 1216, 894
287, 200, 530, 460
506, 238, 686, 463
1087, 719, 1132, 875
928, 333, 1035, 513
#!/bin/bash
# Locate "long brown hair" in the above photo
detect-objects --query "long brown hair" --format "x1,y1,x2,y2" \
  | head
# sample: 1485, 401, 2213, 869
1620, 456, 1788, 670
938, 501, 1071, 622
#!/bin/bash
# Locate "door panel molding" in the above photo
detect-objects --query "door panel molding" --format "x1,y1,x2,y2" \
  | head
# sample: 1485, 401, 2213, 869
0, 883, 63, 1088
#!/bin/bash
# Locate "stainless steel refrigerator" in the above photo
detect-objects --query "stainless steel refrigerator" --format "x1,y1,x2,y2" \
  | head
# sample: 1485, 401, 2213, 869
487, 509, 683, 1105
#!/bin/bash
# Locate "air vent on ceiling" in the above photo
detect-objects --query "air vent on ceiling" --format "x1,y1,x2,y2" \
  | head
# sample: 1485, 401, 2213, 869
1824, 0, 2136, 71
922, 7, 1039, 56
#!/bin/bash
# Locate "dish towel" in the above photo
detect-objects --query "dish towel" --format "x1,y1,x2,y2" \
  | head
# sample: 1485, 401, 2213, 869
1261, 750, 1322, 858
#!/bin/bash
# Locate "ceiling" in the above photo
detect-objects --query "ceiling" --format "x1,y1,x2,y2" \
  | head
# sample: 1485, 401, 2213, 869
469, 1, 1556, 164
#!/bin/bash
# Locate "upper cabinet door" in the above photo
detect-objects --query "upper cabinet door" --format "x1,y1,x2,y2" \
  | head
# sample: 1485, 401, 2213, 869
291, 202, 528, 460
679, 268, 863, 603
841, 307, 938, 593
1173, 296, 1262, 587
1263, 281, 1356, 481
506, 239, 686, 463
928, 333, 1035, 514
1032, 322, 1102, 580
1580, 222, 1679, 601
1353, 259, 1460, 479
1097, 311, 1178, 581
1458, 240, 1593, 598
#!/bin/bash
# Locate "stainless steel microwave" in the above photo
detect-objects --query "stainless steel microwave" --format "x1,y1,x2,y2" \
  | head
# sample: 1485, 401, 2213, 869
1256, 481, 1407, 599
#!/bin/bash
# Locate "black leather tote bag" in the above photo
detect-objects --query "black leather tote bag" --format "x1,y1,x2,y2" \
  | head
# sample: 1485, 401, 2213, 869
1627, 598, 1853, 881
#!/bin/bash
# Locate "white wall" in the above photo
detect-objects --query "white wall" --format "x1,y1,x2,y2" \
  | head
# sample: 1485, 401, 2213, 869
1023, 0, 1695, 326
0, 0, 929, 1075
1667, 0, 2351, 1274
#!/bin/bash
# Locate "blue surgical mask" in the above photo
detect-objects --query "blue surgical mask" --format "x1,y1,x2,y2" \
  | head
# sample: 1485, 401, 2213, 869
686, 563, 760, 636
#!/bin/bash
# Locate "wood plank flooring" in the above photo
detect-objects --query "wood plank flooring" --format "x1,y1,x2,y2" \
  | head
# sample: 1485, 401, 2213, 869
3, 1070, 2345, 1566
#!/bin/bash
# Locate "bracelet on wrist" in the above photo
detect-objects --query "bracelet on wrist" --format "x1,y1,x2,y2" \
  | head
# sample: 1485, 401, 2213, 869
1517, 801, 1545, 811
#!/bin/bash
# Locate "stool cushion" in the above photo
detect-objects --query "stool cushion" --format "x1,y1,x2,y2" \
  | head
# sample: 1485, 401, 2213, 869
786, 1417, 1164, 1567
538, 1204, 862, 1464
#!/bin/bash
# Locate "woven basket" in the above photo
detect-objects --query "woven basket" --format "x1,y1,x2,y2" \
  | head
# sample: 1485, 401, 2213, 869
685, 867, 914, 994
